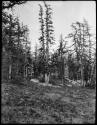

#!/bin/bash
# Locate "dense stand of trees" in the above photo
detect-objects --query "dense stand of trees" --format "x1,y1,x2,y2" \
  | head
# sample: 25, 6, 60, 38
67, 20, 96, 86
2, 2, 32, 81
37, 2, 96, 86
2, 1, 96, 88
33, 2, 96, 87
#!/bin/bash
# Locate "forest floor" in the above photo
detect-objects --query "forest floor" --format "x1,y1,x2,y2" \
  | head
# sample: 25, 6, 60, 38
1, 79, 96, 124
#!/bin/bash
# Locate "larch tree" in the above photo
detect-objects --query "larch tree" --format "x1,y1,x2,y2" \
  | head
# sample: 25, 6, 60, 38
44, 1, 55, 83
58, 34, 65, 82
38, 4, 45, 80
57, 34, 69, 83
68, 21, 90, 86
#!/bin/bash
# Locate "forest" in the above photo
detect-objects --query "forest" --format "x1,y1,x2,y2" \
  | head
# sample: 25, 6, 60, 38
2, 1, 96, 124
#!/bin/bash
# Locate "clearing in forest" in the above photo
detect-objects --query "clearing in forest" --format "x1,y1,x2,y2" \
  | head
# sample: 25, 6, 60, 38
1, 80, 96, 124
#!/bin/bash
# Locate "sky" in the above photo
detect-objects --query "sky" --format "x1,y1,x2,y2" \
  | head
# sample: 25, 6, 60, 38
11, 1, 96, 53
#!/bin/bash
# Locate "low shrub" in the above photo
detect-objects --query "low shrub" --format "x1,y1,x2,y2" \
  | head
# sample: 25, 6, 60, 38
85, 83, 96, 89
49, 78, 62, 85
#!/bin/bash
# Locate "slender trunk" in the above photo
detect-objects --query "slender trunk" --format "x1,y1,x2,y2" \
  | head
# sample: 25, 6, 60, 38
8, 15, 12, 80
45, 32, 49, 83
88, 34, 92, 83
80, 55, 83, 86
90, 58, 96, 85
9, 64, 12, 79
16, 63, 18, 75
80, 24, 84, 86
24, 66, 25, 78
82, 25, 85, 86
62, 58, 64, 84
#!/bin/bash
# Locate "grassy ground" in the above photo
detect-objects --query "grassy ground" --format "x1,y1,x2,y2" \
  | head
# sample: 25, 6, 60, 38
1, 80, 96, 124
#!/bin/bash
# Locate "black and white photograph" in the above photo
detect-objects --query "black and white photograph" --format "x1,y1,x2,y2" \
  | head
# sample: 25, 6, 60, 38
2, 1, 96, 124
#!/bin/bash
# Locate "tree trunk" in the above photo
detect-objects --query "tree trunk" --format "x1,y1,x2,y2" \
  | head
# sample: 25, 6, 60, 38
90, 61, 96, 86
45, 73, 49, 84
80, 57, 84, 86
9, 64, 12, 79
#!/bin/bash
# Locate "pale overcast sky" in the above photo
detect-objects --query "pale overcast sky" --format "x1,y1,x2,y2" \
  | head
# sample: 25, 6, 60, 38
12, 1, 96, 52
